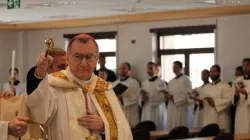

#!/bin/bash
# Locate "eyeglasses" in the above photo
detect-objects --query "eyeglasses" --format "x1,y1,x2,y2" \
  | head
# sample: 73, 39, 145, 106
71, 53, 97, 62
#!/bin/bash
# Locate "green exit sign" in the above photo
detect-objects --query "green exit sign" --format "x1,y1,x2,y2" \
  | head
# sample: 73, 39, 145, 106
7, 0, 20, 9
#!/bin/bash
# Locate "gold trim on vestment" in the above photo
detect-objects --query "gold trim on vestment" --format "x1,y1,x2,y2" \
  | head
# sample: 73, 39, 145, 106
52, 71, 69, 81
51, 72, 118, 140
93, 78, 118, 140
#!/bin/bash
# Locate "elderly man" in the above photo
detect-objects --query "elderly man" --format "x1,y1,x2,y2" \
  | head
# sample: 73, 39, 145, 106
26, 34, 132, 140
0, 91, 29, 140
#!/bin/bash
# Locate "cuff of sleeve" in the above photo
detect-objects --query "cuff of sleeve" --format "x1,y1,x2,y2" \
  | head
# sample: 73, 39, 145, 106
0, 121, 9, 140
34, 69, 46, 79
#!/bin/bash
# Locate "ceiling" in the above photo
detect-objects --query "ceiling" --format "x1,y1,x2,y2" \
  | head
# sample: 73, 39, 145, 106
0, 0, 249, 24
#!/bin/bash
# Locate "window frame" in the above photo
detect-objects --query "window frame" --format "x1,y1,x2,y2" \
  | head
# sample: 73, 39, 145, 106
151, 25, 216, 76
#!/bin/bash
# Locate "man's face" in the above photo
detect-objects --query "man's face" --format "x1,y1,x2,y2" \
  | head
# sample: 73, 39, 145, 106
119, 63, 129, 77
173, 63, 181, 75
98, 71, 106, 80
243, 61, 250, 74
98, 57, 106, 68
48, 55, 68, 74
147, 64, 156, 77
210, 67, 220, 81
201, 70, 209, 82
67, 40, 98, 80
235, 70, 244, 77
9, 71, 18, 81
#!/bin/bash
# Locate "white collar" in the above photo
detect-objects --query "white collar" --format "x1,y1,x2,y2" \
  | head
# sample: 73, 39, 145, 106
66, 67, 94, 85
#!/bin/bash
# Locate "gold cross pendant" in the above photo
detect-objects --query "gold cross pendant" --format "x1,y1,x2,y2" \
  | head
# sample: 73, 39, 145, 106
85, 135, 99, 140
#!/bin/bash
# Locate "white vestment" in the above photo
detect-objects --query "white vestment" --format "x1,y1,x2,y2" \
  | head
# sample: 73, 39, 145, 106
0, 121, 8, 140
3, 81, 26, 96
202, 81, 232, 132
140, 77, 167, 130
112, 77, 140, 128
26, 69, 133, 140
233, 76, 250, 134
192, 84, 209, 129
167, 74, 192, 130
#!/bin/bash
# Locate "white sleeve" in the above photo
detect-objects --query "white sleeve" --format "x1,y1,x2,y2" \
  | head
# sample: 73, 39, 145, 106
214, 84, 233, 112
173, 78, 192, 107
26, 76, 58, 125
149, 80, 166, 103
122, 80, 140, 104
0, 121, 9, 140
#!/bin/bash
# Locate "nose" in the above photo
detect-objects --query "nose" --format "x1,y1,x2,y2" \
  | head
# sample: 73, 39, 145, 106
80, 57, 88, 66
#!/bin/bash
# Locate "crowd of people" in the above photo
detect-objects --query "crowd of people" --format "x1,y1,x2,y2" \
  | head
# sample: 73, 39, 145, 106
0, 33, 250, 140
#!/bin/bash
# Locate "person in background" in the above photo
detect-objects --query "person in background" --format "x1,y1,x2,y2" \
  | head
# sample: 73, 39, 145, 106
234, 58, 250, 134
0, 91, 29, 139
113, 62, 140, 128
202, 65, 232, 132
2, 68, 25, 96
229, 66, 244, 87
97, 55, 117, 82
140, 62, 167, 130
97, 68, 108, 81
155, 63, 168, 130
26, 47, 68, 95
229, 66, 244, 133
167, 61, 192, 130
192, 69, 210, 128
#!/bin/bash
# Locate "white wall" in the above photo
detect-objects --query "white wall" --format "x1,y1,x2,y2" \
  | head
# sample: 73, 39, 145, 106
0, 14, 250, 84
217, 14, 250, 82
0, 31, 18, 88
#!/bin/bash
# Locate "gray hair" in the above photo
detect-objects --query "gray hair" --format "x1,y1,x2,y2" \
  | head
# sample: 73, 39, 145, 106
67, 37, 99, 55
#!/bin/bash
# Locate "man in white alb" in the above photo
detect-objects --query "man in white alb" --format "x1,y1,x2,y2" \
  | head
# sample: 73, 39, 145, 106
192, 69, 210, 128
113, 62, 140, 128
234, 58, 250, 134
202, 65, 232, 132
167, 61, 192, 130
140, 62, 167, 130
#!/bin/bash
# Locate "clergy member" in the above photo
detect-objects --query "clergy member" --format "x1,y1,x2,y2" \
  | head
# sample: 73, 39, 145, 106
2, 68, 25, 96
27, 47, 68, 95
230, 66, 244, 134
167, 61, 192, 130
113, 62, 140, 128
192, 69, 210, 128
234, 58, 250, 134
140, 62, 167, 130
97, 55, 117, 82
26, 34, 132, 140
0, 91, 29, 139
202, 65, 232, 132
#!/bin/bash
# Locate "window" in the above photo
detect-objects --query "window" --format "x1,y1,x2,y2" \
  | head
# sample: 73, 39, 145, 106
151, 25, 216, 88
95, 39, 116, 72
63, 32, 117, 73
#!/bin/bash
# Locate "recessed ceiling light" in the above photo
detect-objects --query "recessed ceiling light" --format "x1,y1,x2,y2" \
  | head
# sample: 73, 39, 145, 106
112, 8, 164, 12
43, 15, 76, 19
202, 0, 240, 4
27, 1, 76, 7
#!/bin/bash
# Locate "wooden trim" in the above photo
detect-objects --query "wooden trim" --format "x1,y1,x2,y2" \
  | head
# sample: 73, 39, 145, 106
0, 5, 250, 30
159, 48, 214, 55
100, 52, 116, 57
0, 24, 16, 30
150, 25, 216, 35
64, 32, 117, 39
